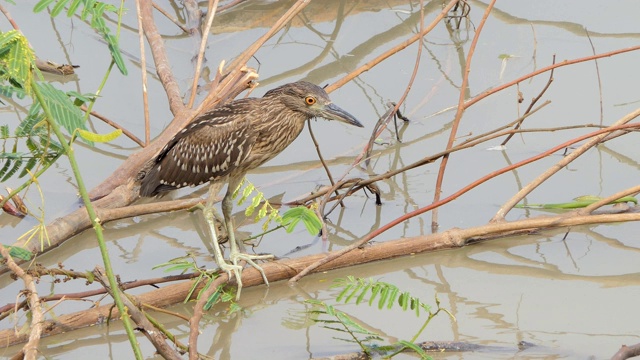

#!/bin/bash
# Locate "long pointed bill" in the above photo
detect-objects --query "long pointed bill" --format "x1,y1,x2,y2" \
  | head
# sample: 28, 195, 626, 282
322, 103, 364, 128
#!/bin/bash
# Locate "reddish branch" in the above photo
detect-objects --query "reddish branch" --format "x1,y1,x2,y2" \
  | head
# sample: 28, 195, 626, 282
432, 0, 497, 228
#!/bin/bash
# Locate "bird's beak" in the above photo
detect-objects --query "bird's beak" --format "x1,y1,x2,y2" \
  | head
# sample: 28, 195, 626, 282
321, 103, 364, 128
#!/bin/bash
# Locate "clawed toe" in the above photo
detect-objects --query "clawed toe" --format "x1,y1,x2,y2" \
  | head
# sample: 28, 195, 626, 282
230, 252, 274, 288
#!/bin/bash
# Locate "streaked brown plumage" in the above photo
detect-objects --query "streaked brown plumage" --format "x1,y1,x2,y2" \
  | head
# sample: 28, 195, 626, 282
138, 81, 362, 298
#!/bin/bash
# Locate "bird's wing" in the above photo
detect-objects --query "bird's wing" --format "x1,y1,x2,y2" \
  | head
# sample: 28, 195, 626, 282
139, 101, 257, 196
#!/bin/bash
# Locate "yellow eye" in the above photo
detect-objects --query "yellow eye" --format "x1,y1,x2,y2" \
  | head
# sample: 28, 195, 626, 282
304, 96, 316, 105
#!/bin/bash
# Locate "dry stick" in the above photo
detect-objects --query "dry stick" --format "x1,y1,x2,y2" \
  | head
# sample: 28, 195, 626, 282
611, 343, 640, 360
0, 3, 19, 30
80, 105, 145, 147
432, 0, 497, 229
187, 0, 219, 109
93, 267, 183, 360
326, 0, 459, 94
0, 246, 43, 360
501, 55, 556, 146
361, 103, 397, 164
135, 0, 151, 146
584, 29, 604, 125
0, 272, 198, 317
290, 123, 640, 282
152, 1, 190, 33
218, 0, 243, 12
307, 120, 345, 210
384, 0, 426, 133
492, 107, 640, 222
140, 0, 185, 116
96, 197, 206, 222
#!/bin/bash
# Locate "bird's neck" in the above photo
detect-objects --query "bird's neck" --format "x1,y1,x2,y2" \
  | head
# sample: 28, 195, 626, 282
245, 104, 308, 166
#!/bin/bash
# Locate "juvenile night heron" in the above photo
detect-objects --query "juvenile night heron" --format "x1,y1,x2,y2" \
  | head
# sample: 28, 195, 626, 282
138, 81, 362, 298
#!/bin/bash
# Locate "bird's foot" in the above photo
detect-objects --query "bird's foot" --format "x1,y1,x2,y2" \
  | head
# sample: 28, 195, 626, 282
207, 260, 245, 298
229, 252, 274, 293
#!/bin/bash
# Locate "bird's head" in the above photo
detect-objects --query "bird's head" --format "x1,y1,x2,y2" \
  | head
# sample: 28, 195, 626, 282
265, 81, 363, 128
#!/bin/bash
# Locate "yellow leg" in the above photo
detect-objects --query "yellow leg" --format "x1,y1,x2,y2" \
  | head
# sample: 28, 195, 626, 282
221, 177, 274, 300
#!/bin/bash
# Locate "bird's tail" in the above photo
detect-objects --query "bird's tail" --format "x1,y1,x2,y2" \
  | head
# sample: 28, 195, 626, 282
137, 159, 160, 197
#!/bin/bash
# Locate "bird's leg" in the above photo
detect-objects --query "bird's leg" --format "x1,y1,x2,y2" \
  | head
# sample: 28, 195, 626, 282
203, 195, 244, 292
221, 183, 274, 299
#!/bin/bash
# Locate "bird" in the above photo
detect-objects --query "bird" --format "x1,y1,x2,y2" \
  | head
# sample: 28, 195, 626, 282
138, 81, 363, 299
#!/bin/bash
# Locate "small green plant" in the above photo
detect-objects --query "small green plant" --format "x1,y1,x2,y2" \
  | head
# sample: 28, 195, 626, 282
306, 277, 455, 359
515, 194, 638, 210
152, 254, 242, 312
233, 177, 322, 236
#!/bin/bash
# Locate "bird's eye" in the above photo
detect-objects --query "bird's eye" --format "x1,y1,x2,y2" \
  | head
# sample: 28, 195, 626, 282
304, 96, 316, 105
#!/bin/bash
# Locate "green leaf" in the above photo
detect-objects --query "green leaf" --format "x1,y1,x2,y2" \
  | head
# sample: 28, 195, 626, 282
1, 245, 32, 261
19, 157, 38, 178
515, 195, 638, 209
203, 286, 222, 311
396, 340, 431, 359
387, 286, 399, 309
51, 0, 70, 17
77, 128, 122, 143
281, 206, 322, 235
33, 0, 57, 13
1, 157, 22, 181
67, 0, 82, 17
80, 0, 95, 20
0, 31, 35, 93
35, 82, 93, 145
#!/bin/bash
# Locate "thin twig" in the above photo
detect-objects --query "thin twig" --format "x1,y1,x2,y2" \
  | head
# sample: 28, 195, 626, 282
81, 105, 145, 147
139, 0, 186, 115
152, 1, 190, 33
0, 271, 198, 317
307, 119, 344, 210
585, 28, 604, 125
188, 0, 220, 109
135, 0, 151, 145
432, 0, 496, 229
501, 55, 556, 146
